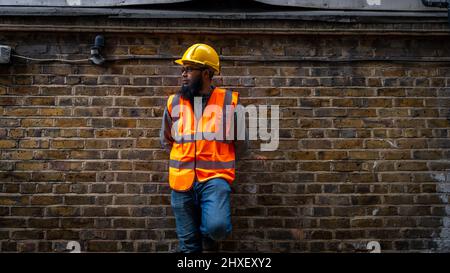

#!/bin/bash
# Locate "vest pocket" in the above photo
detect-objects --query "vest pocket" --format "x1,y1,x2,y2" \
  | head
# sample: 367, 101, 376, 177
217, 142, 230, 156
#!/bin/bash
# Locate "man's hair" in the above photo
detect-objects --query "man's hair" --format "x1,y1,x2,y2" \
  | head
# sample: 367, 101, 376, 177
206, 68, 214, 80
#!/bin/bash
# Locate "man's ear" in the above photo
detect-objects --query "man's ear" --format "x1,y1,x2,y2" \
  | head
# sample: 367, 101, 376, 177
204, 69, 214, 80
202, 69, 211, 81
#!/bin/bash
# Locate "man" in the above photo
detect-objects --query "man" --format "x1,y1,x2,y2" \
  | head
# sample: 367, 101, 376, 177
160, 43, 248, 253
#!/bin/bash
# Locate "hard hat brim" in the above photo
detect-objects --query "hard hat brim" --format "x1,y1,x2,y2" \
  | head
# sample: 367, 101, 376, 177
174, 58, 220, 73
174, 59, 204, 67
174, 59, 184, 66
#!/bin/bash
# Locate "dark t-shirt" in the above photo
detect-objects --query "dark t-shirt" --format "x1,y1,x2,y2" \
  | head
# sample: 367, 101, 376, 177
189, 91, 211, 120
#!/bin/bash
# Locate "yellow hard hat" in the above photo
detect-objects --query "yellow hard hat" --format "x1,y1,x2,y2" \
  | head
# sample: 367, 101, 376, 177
175, 43, 220, 73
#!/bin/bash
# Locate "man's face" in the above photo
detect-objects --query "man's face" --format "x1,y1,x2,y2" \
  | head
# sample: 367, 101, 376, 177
179, 65, 205, 100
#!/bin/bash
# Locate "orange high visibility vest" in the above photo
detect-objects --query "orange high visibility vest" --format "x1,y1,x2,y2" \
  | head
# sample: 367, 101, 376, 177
167, 87, 239, 191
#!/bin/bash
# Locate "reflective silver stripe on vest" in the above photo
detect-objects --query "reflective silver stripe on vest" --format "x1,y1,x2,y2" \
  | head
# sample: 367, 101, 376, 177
170, 94, 180, 123
169, 159, 195, 169
169, 159, 235, 169
174, 132, 203, 143
223, 89, 233, 141
197, 160, 235, 169
173, 132, 230, 143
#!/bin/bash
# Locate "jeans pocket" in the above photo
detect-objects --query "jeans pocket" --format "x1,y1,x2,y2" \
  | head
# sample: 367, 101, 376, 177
171, 190, 194, 210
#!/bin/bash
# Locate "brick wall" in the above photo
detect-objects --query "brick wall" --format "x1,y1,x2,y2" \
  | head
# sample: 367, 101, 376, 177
0, 17, 449, 252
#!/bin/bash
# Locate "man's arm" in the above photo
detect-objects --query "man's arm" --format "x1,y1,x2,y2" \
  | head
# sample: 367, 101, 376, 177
160, 106, 174, 153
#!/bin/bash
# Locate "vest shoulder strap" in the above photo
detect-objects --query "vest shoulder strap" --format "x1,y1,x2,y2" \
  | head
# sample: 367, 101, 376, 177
224, 89, 233, 107
168, 93, 180, 115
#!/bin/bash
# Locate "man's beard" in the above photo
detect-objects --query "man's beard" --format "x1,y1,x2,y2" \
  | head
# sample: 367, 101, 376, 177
179, 75, 203, 101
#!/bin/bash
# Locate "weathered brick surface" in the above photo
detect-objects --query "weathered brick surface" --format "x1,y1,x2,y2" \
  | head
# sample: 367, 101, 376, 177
0, 17, 449, 252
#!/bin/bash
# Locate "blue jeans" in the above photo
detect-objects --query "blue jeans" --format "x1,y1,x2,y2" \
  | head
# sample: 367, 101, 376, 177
170, 177, 232, 253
